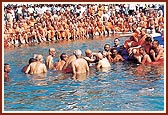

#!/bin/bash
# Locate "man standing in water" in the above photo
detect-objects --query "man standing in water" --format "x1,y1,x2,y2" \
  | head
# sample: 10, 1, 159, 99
83, 49, 96, 66
4, 63, 11, 82
112, 38, 121, 52
71, 49, 89, 74
45, 48, 56, 70
55, 53, 68, 71
138, 46, 152, 64
150, 40, 164, 62
25, 54, 47, 74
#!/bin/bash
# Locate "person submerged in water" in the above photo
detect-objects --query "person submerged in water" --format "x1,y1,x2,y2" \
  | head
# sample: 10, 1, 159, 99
45, 48, 56, 70
137, 46, 152, 64
83, 49, 97, 66
55, 53, 68, 71
71, 49, 89, 74
150, 40, 164, 62
22, 58, 37, 73
95, 52, 111, 68
25, 54, 47, 74
4, 63, 11, 82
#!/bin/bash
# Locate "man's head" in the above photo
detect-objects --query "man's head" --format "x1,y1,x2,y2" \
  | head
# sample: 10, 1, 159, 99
104, 44, 111, 52
139, 46, 146, 54
35, 54, 43, 62
152, 40, 159, 49
111, 48, 118, 56
28, 58, 37, 64
96, 53, 103, 60
60, 53, 68, 61
114, 38, 120, 47
145, 37, 152, 45
4, 63, 11, 73
49, 48, 56, 56
74, 49, 82, 58
85, 49, 92, 57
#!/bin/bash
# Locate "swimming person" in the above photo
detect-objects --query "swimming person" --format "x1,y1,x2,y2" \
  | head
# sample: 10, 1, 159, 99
4, 63, 11, 82
55, 53, 68, 71
71, 49, 89, 74
45, 48, 56, 70
25, 54, 47, 74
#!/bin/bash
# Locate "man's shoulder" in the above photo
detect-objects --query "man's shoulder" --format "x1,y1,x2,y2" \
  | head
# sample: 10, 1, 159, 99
46, 55, 52, 59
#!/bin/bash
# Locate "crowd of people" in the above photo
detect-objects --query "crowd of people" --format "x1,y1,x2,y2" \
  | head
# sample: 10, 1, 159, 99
4, 3, 164, 48
4, 3, 165, 82
4, 34, 164, 82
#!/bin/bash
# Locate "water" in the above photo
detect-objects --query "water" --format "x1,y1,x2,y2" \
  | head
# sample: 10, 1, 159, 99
4, 36, 165, 112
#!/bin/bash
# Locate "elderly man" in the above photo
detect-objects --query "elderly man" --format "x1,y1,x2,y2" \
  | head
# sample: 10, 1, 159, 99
83, 49, 96, 66
45, 48, 56, 69
25, 54, 47, 74
71, 49, 89, 74
95, 52, 111, 68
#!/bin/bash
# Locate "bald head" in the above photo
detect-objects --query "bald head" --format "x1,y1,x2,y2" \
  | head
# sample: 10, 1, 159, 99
85, 49, 92, 57
74, 49, 82, 58
96, 53, 103, 60
49, 48, 56, 56
35, 54, 43, 62
49, 48, 56, 52
85, 49, 92, 54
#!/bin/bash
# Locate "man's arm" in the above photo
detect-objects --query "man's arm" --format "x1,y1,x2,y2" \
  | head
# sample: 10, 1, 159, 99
71, 62, 76, 74
25, 64, 31, 74
42, 64, 48, 73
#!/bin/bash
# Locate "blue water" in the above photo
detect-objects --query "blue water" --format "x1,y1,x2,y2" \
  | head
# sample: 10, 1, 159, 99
4, 36, 165, 111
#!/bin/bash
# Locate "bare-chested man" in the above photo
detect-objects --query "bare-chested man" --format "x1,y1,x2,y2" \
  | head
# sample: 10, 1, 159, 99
45, 48, 56, 70
62, 53, 77, 73
111, 48, 125, 62
150, 40, 164, 62
55, 53, 68, 71
71, 49, 89, 74
4, 63, 11, 82
83, 49, 96, 66
22, 58, 37, 73
138, 46, 152, 64
95, 52, 111, 68
25, 54, 47, 74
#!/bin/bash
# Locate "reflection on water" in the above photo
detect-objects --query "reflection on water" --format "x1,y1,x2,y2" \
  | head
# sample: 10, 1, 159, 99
4, 36, 164, 111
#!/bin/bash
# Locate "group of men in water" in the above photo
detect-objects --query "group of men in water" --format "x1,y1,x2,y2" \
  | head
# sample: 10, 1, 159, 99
4, 3, 164, 82
4, 33, 164, 82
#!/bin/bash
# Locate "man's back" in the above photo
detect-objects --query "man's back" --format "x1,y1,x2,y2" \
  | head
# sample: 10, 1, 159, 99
45, 55, 54, 69
72, 58, 89, 74
26, 61, 47, 74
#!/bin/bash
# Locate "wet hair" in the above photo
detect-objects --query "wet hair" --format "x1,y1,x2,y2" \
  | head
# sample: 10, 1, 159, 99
60, 53, 67, 60
28, 58, 36, 64
145, 37, 152, 42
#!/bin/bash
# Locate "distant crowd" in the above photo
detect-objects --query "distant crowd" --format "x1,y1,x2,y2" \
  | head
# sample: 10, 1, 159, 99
4, 3, 164, 48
